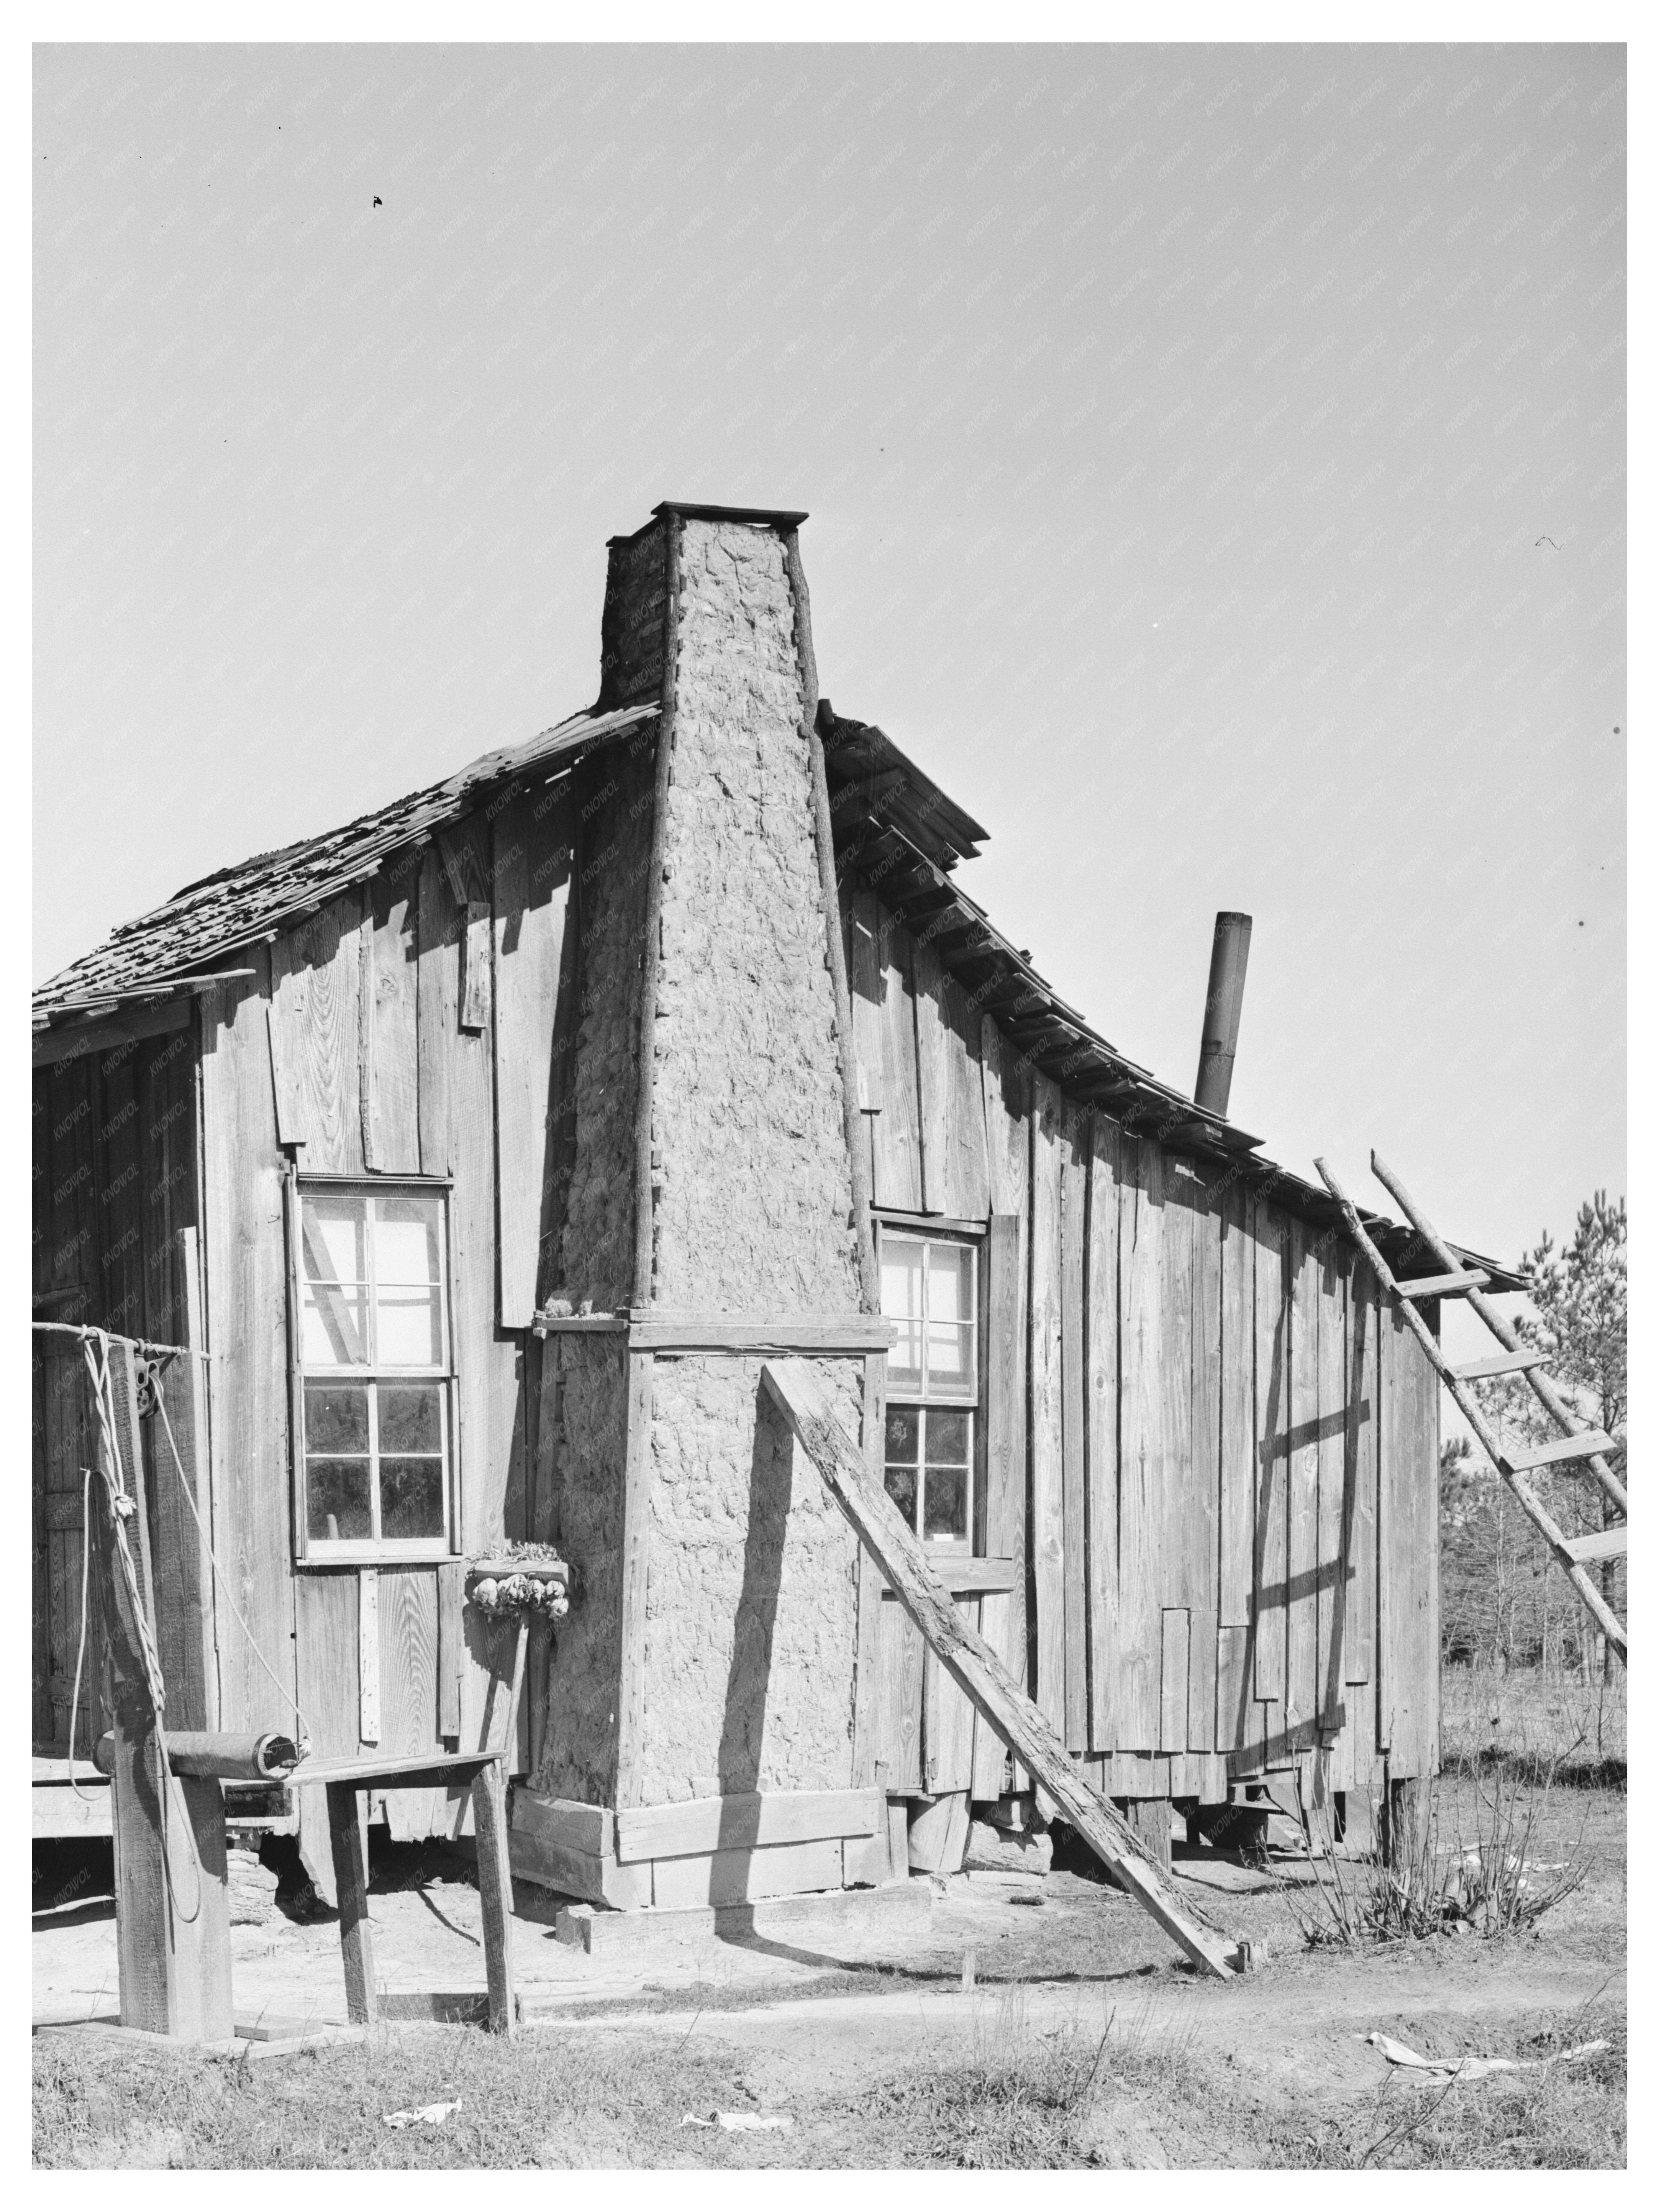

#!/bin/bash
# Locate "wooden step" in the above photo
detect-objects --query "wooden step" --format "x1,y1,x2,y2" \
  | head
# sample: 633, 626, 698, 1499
1395, 1269, 1489, 1299
1452, 1348, 1549, 1382
1501, 1429, 1619, 1474
1563, 1526, 1627, 1566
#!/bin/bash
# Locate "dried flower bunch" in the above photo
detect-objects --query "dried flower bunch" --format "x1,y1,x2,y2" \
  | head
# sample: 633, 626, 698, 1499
466, 1542, 573, 1619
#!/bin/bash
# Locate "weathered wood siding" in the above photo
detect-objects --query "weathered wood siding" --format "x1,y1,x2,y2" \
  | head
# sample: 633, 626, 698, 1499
188, 763, 627, 1807
31, 1020, 201, 1750
846, 888, 1443, 1804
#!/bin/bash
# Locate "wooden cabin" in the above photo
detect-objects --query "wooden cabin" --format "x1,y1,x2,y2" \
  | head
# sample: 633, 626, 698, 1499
32, 500, 1518, 1906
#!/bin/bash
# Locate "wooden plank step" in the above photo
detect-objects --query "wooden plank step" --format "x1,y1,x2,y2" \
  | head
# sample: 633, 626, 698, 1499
1452, 1349, 1549, 1381
288, 1751, 500, 1792
758, 1357, 1243, 1981
1562, 1526, 1627, 1566
1395, 1270, 1489, 1299
880, 1556, 1018, 1597
1501, 1430, 1619, 1474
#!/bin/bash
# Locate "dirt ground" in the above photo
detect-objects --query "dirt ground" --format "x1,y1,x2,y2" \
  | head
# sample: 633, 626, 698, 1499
33, 1739, 1626, 2169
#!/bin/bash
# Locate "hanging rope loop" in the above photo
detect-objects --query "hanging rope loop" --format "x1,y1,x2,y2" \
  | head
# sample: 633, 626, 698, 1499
49, 1318, 314, 1922
75, 1329, 202, 1925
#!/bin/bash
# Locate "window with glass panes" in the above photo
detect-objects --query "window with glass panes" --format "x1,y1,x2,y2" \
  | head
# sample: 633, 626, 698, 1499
295, 1182, 453, 1560
880, 1231, 978, 1547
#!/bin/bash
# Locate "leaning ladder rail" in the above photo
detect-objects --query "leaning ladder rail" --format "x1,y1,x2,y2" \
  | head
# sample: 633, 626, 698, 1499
1313, 1157, 1626, 1667
1370, 1151, 1628, 1519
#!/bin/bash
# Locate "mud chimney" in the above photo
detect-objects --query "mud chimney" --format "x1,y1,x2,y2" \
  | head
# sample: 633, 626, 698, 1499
1194, 910, 1252, 1117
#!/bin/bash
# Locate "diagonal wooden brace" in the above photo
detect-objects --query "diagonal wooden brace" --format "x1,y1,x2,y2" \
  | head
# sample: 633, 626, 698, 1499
759, 1358, 1241, 1979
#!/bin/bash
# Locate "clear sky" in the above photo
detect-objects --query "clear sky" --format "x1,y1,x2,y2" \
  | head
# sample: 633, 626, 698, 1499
34, 41, 1625, 1305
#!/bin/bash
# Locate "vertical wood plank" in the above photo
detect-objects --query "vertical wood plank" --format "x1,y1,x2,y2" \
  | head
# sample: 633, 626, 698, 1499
980, 1016, 1031, 1788
492, 789, 572, 1328
95, 1340, 230, 2038
326, 1781, 377, 2024
148, 1227, 215, 1731
1084, 1110, 1121, 1757
1252, 1201, 1290, 1706
436, 1560, 465, 1740
378, 1566, 438, 1752
911, 937, 950, 1217
920, 1644, 941, 1792
847, 891, 885, 1213
199, 958, 297, 1736
1116, 1134, 1164, 1749
95, 1340, 169, 2031
1059, 1099, 1088, 1751
30, 1342, 52, 1744
358, 1567, 381, 1744
416, 846, 457, 1178
934, 1605, 980, 1791
524, 1334, 559, 1777
1218, 1179, 1254, 1627
851, 1351, 887, 1789
878, 1595, 925, 1793
369, 852, 422, 1175
460, 902, 492, 1031
442, 813, 526, 1753
1159, 1163, 1196, 1613
613, 1350, 654, 1809
870, 902, 922, 1210
1189, 1173, 1222, 1631
1317, 1242, 1348, 1732
1216, 1621, 1252, 1754
977, 1212, 1027, 1798
940, 968, 990, 1219
295, 1569, 361, 1766
1345, 1277, 1380, 1798
1159, 1607, 1190, 1755
358, 908, 377, 1170
1187, 1605, 1218, 1753
1028, 1073, 1065, 1734
1380, 1298, 1440, 1777
274, 893, 366, 1175
1286, 1218, 1320, 1745
178, 1774, 234, 2041
266, 1003, 307, 1149
97, 1053, 144, 1341
377, 1567, 440, 1833
470, 1761, 518, 2035
1378, 1295, 1401, 1759
443, 813, 495, 1033
913, 945, 989, 1220
1346, 1259, 1379, 1686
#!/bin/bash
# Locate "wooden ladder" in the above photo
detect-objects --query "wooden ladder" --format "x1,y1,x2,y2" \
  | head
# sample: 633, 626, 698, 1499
1315, 1152, 1627, 1667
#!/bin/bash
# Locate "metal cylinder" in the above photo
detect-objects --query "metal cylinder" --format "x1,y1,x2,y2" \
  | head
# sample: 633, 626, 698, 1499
93, 1728, 300, 1782
1194, 911, 1252, 1118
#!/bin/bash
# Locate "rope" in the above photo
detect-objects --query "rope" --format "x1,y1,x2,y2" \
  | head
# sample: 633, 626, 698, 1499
79, 1332, 203, 1925
65, 1465, 97, 1804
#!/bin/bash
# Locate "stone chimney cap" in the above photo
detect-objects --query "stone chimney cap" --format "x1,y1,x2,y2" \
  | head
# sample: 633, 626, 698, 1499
651, 500, 809, 529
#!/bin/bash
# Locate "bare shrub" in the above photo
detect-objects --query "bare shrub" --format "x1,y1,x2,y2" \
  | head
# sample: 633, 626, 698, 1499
1289, 1755, 1591, 1949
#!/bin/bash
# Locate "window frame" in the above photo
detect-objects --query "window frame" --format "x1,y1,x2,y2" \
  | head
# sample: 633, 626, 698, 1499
286, 1169, 461, 1567
875, 1217, 987, 1554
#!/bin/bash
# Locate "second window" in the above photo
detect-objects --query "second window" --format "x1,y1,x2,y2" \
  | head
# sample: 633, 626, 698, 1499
880, 1229, 978, 1548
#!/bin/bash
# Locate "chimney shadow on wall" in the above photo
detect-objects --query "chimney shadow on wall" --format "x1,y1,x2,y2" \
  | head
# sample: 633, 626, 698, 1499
709, 1378, 795, 1864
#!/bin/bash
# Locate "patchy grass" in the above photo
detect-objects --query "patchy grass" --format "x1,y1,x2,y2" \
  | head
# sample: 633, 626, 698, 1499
34, 1991, 1625, 2169
1290, 2002, 1627, 2170
32, 2024, 779, 2170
